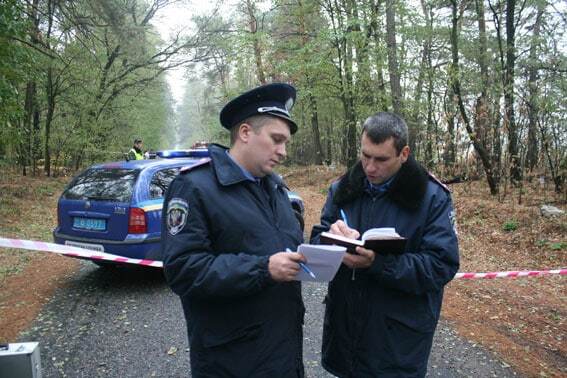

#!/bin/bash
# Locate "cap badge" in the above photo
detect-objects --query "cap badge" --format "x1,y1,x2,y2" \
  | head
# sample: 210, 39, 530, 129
257, 106, 290, 116
285, 97, 294, 111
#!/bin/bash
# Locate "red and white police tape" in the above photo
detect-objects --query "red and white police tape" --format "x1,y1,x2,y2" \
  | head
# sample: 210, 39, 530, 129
1, 237, 566, 278
0, 237, 163, 268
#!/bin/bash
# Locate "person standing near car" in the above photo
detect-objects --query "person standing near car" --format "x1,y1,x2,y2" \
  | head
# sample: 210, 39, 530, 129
162, 83, 306, 377
311, 112, 460, 377
128, 138, 144, 160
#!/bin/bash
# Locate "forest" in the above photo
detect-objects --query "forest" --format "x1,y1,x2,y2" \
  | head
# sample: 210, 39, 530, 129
0, 0, 565, 198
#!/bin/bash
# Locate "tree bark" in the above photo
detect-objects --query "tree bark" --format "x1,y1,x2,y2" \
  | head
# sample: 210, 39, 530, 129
44, 0, 57, 177
297, 0, 324, 164
369, 0, 389, 111
450, 0, 499, 195
385, 0, 402, 116
351, 0, 374, 109
343, 0, 358, 167
21, 0, 41, 176
410, 0, 433, 153
526, 3, 545, 171
505, 0, 521, 184
245, 0, 266, 84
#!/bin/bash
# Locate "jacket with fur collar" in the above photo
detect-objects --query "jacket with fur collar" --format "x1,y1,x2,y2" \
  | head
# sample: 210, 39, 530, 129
333, 155, 429, 211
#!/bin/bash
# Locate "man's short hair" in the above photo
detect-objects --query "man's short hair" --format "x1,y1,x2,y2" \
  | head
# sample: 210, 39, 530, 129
134, 138, 142, 144
362, 112, 408, 154
229, 115, 277, 145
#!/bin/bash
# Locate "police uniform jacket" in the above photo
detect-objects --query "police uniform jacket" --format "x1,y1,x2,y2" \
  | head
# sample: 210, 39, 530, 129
310, 156, 460, 378
162, 144, 305, 378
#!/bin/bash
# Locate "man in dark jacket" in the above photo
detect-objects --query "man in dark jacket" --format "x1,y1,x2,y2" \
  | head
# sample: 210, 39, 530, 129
162, 83, 306, 377
311, 112, 460, 377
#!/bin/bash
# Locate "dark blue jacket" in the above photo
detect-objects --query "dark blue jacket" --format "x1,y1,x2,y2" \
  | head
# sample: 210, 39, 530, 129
310, 156, 459, 378
162, 144, 305, 378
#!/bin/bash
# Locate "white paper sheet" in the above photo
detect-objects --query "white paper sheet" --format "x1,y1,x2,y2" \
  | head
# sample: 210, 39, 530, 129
293, 244, 346, 282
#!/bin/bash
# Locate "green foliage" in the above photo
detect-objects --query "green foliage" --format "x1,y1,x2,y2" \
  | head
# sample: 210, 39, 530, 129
502, 219, 519, 232
535, 239, 547, 247
0, 0, 190, 172
549, 242, 566, 251
0, 0, 38, 160
0, 0, 565, 185
535, 239, 566, 250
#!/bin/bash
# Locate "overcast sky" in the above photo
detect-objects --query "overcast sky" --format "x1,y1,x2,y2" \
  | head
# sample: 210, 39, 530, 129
150, 1, 205, 104
150, 0, 271, 104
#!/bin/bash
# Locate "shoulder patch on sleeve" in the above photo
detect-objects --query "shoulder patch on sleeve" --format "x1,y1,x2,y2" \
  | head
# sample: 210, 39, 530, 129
166, 198, 189, 235
180, 157, 211, 174
427, 172, 451, 193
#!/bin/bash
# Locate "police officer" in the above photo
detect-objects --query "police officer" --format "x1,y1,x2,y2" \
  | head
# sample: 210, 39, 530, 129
311, 112, 460, 377
162, 83, 306, 377
128, 138, 143, 160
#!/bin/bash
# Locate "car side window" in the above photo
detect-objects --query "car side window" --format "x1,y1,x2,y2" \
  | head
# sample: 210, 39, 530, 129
149, 168, 180, 199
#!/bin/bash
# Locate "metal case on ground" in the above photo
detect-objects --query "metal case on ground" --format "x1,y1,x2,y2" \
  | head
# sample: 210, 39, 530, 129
0, 342, 42, 378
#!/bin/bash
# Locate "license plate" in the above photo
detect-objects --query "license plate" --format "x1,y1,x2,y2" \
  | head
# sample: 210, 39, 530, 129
73, 217, 106, 231
64, 241, 104, 252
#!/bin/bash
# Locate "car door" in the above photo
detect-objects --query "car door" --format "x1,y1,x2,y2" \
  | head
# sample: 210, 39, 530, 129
143, 167, 181, 235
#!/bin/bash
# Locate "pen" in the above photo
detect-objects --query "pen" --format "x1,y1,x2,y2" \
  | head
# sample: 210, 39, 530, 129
340, 209, 356, 281
286, 248, 316, 279
340, 209, 349, 227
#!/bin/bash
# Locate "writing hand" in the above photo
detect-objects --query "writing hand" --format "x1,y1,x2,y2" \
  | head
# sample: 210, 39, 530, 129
268, 251, 306, 282
329, 220, 360, 240
342, 246, 375, 269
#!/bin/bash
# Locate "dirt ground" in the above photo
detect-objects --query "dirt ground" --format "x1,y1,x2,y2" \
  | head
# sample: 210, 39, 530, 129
1, 166, 565, 377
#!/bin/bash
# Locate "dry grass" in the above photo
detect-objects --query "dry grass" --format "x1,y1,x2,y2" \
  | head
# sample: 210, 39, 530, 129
0, 170, 80, 341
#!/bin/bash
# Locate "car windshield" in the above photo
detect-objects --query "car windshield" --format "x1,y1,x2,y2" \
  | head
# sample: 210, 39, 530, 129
62, 168, 139, 203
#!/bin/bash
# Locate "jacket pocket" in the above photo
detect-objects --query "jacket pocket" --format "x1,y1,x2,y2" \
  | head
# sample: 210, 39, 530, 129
202, 322, 264, 348
385, 310, 437, 333
381, 315, 434, 373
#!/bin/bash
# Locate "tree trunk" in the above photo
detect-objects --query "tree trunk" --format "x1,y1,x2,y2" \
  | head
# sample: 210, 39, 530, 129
22, 81, 37, 176
369, 0, 389, 111
410, 0, 433, 153
45, 66, 55, 177
450, 0, 499, 195
351, 0, 374, 109
297, 0, 324, 164
424, 35, 434, 168
343, 0, 358, 167
43, 0, 57, 177
473, 0, 500, 189
526, 3, 545, 171
505, 0, 521, 184
307, 90, 324, 165
32, 105, 40, 176
444, 100, 456, 167
385, 0, 402, 116
245, 0, 266, 84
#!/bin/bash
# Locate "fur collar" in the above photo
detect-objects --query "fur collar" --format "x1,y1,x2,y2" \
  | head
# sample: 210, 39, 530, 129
333, 155, 428, 210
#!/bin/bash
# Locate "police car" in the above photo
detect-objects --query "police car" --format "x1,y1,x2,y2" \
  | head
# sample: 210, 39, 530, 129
53, 149, 305, 266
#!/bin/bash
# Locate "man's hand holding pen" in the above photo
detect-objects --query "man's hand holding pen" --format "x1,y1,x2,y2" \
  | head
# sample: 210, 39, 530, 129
329, 211, 375, 269
329, 220, 360, 239
269, 252, 306, 282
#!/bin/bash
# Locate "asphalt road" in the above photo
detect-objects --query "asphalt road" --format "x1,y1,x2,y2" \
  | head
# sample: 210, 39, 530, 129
18, 261, 520, 377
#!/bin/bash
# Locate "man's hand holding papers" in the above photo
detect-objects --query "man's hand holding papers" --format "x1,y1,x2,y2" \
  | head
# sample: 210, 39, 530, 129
292, 244, 346, 282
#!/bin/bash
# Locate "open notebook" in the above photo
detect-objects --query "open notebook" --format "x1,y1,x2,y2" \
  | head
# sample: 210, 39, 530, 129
319, 227, 406, 254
